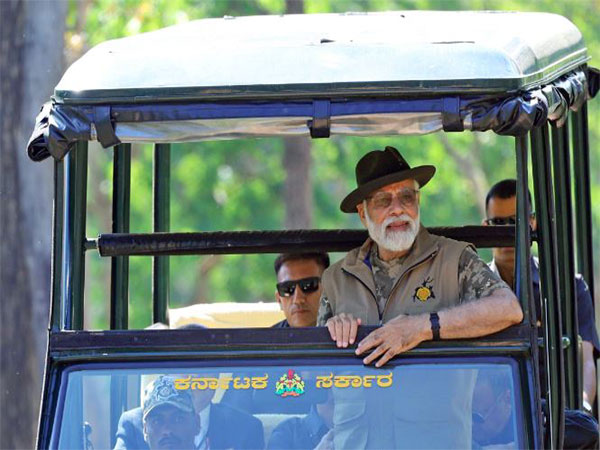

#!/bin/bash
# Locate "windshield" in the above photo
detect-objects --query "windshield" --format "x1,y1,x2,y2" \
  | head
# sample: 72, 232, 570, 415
54, 357, 524, 449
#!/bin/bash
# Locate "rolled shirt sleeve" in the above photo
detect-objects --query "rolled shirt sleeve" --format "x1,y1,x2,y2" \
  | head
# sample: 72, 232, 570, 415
458, 247, 510, 303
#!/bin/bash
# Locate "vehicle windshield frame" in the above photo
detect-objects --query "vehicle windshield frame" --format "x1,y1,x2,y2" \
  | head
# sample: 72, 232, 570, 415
49, 354, 530, 450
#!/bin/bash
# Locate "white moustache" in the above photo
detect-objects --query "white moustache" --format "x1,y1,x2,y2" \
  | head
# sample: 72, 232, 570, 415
364, 207, 420, 253
382, 214, 415, 230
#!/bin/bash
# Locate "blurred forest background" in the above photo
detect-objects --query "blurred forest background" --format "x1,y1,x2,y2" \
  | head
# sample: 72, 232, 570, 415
1, 0, 599, 448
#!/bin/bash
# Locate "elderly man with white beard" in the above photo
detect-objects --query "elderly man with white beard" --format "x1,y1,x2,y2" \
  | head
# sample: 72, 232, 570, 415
317, 146, 523, 367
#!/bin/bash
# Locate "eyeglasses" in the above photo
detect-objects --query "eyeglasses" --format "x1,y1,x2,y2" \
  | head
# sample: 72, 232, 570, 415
367, 188, 419, 210
276, 277, 321, 297
484, 216, 517, 226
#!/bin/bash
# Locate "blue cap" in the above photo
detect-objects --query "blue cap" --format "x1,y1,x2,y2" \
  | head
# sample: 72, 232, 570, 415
142, 376, 195, 420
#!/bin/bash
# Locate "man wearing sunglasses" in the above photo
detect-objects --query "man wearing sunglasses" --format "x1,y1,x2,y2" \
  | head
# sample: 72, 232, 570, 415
273, 253, 330, 328
485, 179, 599, 412
317, 146, 523, 368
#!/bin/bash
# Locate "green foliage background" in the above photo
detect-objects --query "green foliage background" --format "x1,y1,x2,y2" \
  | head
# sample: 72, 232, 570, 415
68, 0, 600, 330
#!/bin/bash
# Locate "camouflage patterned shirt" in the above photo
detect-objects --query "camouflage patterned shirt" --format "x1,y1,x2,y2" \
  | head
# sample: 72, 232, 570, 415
370, 244, 407, 313
318, 244, 509, 324
369, 244, 508, 315
457, 247, 510, 301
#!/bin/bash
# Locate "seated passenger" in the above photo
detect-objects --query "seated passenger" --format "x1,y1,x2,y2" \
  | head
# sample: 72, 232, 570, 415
267, 390, 333, 450
221, 253, 329, 415
472, 369, 514, 447
142, 376, 200, 450
484, 179, 599, 409
472, 369, 599, 449
318, 147, 522, 359
114, 374, 264, 449
316, 147, 522, 449
273, 252, 330, 328
484, 180, 599, 449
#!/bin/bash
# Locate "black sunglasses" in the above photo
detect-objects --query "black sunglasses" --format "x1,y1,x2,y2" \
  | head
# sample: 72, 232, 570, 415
276, 277, 321, 297
484, 216, 517, 226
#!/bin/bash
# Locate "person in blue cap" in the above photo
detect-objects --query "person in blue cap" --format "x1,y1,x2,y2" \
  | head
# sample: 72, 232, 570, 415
114, 373, 264, 450
142, 376, 200, 450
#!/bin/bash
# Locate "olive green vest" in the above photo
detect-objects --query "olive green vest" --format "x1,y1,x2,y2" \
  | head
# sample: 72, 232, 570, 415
321, 226, 471, 325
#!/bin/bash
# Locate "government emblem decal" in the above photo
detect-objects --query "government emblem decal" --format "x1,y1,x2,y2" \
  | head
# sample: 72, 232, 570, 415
275, 369, 305, 397
413, 277, 435, 303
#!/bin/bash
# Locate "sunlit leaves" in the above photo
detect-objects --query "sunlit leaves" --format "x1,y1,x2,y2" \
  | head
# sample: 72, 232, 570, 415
74, 0, 599, 329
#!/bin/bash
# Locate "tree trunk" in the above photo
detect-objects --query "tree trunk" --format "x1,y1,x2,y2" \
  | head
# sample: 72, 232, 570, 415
285, 0, 304, 14
1, 0, 66, 447
1, 3, 38, 447
283, 137, 313, 229
283, 0, 312, 230
438, 134, 489, 218
18, 0, 67, 372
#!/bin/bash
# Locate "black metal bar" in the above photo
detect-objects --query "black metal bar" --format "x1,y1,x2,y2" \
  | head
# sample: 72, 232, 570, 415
36, 356, 60, 448
84, 238, 97, 251
531, 124, 564, 449
61, 154, 73, 330
515, 134, 543, 449
551, 122, 580, 410
110, 144, 131, 330
63, 142, 88, 330
50, 160, 64, 332
48, 346, 533, 364
97, 226, 522, 257
515, 135, 533, 325
153, 144, 170, 324
571, 105, 595, 301
48, 324, 531, 352
72, 143, 88, 331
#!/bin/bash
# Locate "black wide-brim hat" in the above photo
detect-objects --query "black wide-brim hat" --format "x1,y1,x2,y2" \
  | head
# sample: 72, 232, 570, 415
340, 146, 436, 213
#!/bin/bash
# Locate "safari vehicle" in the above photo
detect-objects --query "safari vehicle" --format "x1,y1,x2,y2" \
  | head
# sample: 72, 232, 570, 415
28, 11, 598, 449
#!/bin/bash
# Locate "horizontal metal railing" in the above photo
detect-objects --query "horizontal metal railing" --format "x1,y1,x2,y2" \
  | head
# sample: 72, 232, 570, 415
90, 225, 525, 257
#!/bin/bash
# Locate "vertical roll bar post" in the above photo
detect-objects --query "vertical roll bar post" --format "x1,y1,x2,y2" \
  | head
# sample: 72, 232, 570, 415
110, 144, 131, 330
551, 121, 580, 409
571, 104, 595, 299
531, 124, 565, 449
50, 160, 64, 332
515, 134, 542, 449
153, 144, 170, 324
62, 142, 88, 330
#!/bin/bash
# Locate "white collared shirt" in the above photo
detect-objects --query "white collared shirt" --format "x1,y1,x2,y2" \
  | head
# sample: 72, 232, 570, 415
194, 404, 211, 449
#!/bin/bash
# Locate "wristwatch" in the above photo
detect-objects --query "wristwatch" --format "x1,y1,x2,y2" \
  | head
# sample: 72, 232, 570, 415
430, 312, 441, 341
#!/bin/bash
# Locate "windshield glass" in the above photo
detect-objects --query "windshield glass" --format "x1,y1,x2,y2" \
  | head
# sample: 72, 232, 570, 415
54, 357, 523, 449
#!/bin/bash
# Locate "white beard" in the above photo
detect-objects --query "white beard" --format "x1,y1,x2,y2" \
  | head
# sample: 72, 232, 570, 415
364, 203, 420, 253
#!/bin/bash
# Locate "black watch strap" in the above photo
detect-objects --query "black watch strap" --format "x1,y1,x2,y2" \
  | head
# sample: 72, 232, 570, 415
430, 312, 441, 341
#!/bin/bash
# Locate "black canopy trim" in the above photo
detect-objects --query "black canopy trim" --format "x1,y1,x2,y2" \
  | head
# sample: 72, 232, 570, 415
463, 69, 591, 135
27, 68, 598, 162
